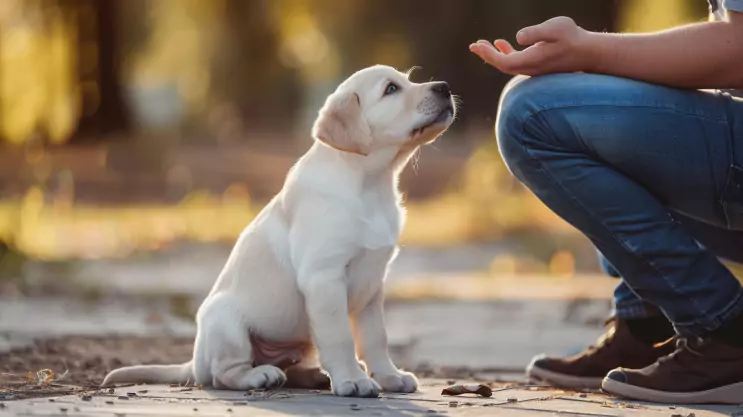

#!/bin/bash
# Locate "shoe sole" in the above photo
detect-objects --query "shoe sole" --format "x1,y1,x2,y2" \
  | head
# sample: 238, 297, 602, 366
602, 377, 743, 405
526, 361, 603, 390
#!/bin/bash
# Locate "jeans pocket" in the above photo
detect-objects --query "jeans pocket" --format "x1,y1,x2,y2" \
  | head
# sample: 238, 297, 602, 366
721, 164, 743, 230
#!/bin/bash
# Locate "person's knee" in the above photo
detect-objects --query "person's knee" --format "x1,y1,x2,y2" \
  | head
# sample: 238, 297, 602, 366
496, 73, 628, 178
495, 74, 561, 179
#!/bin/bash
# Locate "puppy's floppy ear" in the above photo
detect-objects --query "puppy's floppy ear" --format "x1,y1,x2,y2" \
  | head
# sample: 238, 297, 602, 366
312, 92, 372, 156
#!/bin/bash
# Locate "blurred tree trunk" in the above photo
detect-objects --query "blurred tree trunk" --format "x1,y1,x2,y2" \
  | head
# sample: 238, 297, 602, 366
68, 0, 130, 142
210, 0, 301, 134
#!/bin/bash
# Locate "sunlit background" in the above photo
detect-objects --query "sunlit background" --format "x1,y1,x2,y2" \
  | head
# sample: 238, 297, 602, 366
3, 0, 739, 302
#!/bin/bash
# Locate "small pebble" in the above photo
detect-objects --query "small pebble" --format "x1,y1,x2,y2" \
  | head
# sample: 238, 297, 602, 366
226, 409, 233, 413
446, 379, 456, 385
579, 393, 587, 398
669, 406, 676, 410
108, 388, 115, 394
448, 401, 458, 408
193, 408, 198, 411
105, 400, 114, 405
126, 392, 137, 397
117, 395, 129, 400
81, 395, 92, 401
507, 397, 518, 403
427, 410, 438, 413
48, 398, 55, 402
671, 414, 684, 417
138, 389, 148, 394
60, 407, 68, 412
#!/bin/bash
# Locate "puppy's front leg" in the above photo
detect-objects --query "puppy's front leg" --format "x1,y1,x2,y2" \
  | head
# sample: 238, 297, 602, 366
352, 290, 418, 393
300, 269, 381, 398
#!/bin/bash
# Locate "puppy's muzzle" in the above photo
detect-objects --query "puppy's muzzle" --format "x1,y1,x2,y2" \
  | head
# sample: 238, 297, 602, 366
430, 82, 451, 99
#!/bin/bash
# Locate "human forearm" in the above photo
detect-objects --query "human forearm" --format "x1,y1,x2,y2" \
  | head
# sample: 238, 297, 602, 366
584, 17, 743, 89
470, 13, 743, 90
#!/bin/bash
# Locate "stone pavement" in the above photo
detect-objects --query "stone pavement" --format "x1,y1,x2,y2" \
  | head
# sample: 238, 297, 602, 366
0, 296, 612, 371
2, 379, 740, 417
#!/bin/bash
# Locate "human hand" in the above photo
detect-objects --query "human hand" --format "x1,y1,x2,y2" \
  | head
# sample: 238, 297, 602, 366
469, 17, 594, 76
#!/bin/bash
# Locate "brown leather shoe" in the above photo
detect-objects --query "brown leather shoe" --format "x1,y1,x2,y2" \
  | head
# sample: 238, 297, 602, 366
526, 318, 675, 389
602, 337, 743, 404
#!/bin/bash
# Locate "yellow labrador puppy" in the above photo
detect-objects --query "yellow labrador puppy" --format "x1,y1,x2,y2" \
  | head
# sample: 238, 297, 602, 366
102, 65, 456, 398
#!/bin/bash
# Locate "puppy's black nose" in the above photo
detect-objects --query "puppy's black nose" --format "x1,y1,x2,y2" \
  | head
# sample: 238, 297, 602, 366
431, 82, 451, 98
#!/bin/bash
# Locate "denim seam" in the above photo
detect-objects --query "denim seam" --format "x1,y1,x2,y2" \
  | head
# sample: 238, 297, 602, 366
615, 298, 652, 310
614, 299, 659, 319
515, 108, 728, 332
516, 103, 728, 126
672, 286, 743, 335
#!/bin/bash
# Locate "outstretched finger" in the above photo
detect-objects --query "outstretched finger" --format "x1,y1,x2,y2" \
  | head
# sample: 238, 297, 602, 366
493, 39, 516, 55
469, 40, 527, 74
469, 41, 506, 66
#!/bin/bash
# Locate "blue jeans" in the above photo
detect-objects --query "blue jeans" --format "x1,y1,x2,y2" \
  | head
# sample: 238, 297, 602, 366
496, 73, 743, 337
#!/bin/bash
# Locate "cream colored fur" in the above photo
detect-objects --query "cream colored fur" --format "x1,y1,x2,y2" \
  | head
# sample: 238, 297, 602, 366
102, 65, 456, 397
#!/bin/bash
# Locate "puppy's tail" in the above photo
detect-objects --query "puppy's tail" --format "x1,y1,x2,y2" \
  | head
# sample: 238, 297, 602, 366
101, 361, 194, 387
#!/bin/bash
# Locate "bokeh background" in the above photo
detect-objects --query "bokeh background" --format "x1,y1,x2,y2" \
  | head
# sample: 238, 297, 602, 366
0, 0, 712, 274
5, 0, 743, 386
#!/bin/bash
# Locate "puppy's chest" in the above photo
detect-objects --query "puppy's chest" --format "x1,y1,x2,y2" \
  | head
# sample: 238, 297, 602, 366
357, 195, 402, 250
346, 246, 397, 310
343, 194, 401, 309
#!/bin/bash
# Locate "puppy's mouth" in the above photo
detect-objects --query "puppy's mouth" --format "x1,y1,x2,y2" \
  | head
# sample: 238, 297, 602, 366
410, 105, 455, 137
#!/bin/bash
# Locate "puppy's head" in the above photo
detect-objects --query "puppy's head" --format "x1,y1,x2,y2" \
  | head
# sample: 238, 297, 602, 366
312, 65, 456, 156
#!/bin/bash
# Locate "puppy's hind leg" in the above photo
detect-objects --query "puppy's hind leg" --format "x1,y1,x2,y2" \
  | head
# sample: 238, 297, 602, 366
284, 348, 330, 389
213, 361, 287, 391
197, 295, 287, 391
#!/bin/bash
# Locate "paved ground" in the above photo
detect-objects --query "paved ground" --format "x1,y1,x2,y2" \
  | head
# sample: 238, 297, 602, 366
2, 295, 740, 415
2, 379, 741, 417
3, 245, 741, 415
0, 296, 612, 370
21, 242, 606, 299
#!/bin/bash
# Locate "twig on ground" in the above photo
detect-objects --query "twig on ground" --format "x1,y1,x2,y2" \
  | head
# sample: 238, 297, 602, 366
486, 395, 560, 406
497, 405, 620, 417
491, 384, 553, 393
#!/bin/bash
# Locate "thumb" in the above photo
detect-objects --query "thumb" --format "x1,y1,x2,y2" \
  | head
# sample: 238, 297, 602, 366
516, 17, 572, 46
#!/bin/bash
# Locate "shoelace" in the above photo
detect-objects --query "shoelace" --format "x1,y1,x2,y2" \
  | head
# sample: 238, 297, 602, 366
658, 337, 705, 367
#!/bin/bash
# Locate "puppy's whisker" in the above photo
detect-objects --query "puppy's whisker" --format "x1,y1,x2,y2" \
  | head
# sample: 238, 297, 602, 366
412, 148, 421, 174
405, 66, 422, 79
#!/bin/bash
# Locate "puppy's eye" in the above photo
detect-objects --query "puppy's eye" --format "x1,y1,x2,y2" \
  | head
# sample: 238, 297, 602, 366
383, 82, 399, 96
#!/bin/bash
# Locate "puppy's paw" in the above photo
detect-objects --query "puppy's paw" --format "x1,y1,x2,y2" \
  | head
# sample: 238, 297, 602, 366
332, 376, 381, 398
243, 365, 287, 389
373, 371, 418, 393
